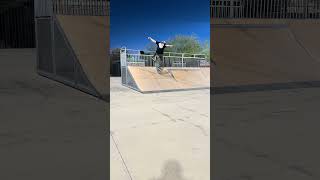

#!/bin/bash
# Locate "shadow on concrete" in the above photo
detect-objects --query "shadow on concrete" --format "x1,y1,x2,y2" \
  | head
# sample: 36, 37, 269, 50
150, 160, 188, 180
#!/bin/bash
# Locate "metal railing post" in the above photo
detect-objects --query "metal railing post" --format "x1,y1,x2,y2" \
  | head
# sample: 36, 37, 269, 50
182, 53, 184, 67
125, 48, 129, 85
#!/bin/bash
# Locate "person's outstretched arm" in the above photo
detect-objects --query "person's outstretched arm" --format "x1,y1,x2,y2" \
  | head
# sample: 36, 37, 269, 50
148, 37, 157, 43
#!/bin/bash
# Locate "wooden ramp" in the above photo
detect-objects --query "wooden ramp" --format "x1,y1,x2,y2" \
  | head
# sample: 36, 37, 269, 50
125, 67, 210, 93
212, 24, 320, 89
56, 15, 109, 98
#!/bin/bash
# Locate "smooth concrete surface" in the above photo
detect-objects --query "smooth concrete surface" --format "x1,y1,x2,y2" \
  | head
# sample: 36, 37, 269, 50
110, 77, 210, 180
0, 49, 107, 180
214, 87, 320, 179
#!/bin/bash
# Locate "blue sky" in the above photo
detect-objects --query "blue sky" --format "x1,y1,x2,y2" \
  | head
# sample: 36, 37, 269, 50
110, 0, 210, 50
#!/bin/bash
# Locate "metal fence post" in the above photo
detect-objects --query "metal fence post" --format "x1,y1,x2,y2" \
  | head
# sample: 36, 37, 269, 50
182, 53, 184, 67
125, 48, 129, 85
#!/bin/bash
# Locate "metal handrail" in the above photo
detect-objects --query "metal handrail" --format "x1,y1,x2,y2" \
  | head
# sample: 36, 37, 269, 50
126, 53, 207, 60
122, 48, 207, 58
121, 47, 210, 68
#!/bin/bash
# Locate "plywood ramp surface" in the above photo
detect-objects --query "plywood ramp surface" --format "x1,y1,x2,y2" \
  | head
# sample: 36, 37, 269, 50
127, 67, 210, 92
169, 68, 209, 87
212, 26, 320, 87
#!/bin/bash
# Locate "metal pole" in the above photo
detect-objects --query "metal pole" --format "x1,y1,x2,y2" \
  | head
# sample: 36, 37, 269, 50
182, 53, 184, 67
125, 48, 129, 85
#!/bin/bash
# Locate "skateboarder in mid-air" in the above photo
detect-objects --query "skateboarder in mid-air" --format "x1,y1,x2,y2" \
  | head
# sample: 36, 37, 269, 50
147, 37, 173, 73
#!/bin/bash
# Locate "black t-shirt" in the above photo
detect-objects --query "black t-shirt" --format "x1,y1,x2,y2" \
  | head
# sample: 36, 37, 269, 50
156, 41, 166, 54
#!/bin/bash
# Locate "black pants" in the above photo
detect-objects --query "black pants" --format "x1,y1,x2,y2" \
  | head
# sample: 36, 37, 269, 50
153, 53, 164, 62
153, 53, 164, 72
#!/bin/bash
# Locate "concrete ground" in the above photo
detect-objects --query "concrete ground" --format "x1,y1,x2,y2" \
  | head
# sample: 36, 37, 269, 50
214, 88, 320, 180
0, 49, 108, 180
4, 49, 319, 180
110, 77, 210, 180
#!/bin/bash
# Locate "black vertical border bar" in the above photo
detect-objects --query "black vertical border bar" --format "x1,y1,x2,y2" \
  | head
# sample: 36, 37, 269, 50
0, 10, 1, 48
0, 7, 3, 48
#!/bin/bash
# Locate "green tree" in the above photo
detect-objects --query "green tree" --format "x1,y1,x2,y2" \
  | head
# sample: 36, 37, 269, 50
146, 35, 209, 60
200, 40, 210, 60
166, 35, 202, 54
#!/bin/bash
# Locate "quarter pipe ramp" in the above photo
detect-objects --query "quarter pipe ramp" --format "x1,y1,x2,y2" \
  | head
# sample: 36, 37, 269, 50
56, 15, 109, 99
36, 14, 109, 100
123, 67, 210, 93
212, 21, 320, 93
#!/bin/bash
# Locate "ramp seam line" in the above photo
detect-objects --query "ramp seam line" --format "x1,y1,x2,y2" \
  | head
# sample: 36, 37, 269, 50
288, 28, 319, 63
111, 133, 134, 180
167, 69, 177, 81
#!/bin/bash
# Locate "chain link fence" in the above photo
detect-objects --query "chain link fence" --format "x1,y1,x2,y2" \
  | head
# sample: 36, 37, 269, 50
211, 0, 320, 19
53, 0, 109, 16
35, 0, 109, 17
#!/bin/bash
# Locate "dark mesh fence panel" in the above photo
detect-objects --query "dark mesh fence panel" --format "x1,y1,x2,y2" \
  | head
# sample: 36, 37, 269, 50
75, 63, 92, 88
53, 21, 76, 81
37, 18, 54, 73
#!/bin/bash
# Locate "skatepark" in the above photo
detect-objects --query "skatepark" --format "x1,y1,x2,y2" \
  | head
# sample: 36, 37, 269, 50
34, 0, 211, 179
1, 1, 109, 179
4, 0, 320, 179
212, 0, 320, 179
110, 47, 211, 179
108, 0, 212, 178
